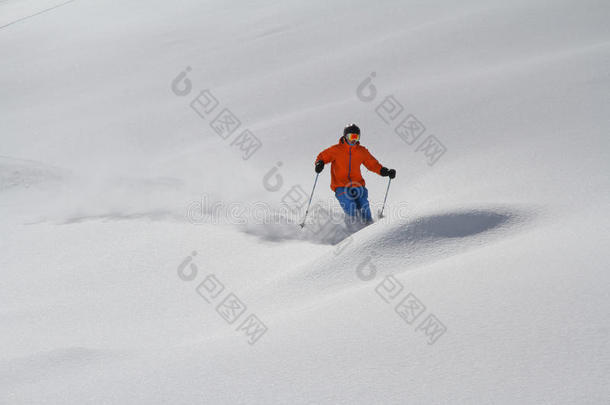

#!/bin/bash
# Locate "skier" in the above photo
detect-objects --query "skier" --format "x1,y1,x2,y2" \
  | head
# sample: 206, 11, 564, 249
314, 124, 396, 226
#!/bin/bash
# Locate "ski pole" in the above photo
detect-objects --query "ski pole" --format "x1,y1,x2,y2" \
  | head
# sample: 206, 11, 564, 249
379, 178, 392, 219
299, 172, 319, 228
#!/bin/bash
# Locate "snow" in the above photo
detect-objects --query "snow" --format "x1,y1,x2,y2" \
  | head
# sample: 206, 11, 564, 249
1, 0, 609, 403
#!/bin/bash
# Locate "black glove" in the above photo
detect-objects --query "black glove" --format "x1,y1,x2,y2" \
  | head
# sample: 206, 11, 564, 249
315, 160, 324, 173
380, 167, 396, 179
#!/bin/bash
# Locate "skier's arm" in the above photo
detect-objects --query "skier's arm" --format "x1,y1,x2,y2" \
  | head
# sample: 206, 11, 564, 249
314, 146, 336, 172
316, 146, 336, 164
362, 148, 383, 174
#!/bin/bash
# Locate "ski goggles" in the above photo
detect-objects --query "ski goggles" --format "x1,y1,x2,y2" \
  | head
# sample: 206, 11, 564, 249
346, 133, 360, 142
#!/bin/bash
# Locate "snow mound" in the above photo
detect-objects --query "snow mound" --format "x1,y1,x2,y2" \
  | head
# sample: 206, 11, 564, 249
255, 206, 533, 311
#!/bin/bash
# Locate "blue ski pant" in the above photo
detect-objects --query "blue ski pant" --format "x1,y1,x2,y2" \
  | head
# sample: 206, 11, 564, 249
335, 186, 372, 222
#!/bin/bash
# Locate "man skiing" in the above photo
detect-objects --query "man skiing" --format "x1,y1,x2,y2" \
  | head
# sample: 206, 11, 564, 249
315, 124, 396, 225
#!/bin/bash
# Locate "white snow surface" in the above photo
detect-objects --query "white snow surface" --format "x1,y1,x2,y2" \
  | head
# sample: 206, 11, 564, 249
1, 0, 610, 403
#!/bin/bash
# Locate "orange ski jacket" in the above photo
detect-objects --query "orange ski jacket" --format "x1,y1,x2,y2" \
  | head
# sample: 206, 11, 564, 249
316, 137, 383, 191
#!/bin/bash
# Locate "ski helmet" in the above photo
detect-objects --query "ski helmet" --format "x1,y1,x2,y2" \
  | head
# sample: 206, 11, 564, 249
343, 124, 360, 136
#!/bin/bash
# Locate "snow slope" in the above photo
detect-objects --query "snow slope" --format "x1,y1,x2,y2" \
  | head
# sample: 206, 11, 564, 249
1, 0, 609, 403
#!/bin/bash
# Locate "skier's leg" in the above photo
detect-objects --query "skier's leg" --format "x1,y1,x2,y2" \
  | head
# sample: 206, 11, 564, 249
335, 187, 358, 217
336, 187, 361, 231
354, 187, 373, 222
